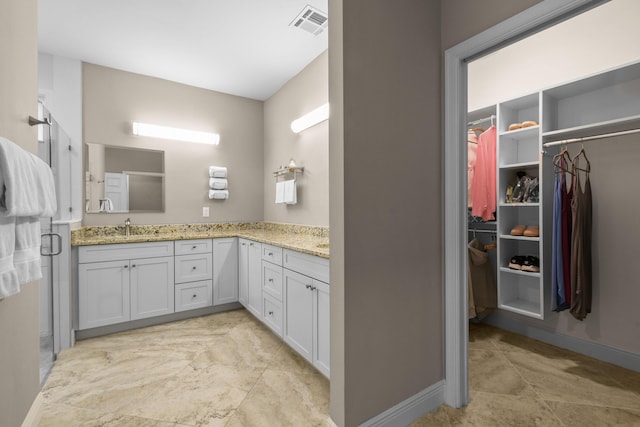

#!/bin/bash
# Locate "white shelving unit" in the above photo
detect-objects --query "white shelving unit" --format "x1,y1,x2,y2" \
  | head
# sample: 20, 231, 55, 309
471, 59, 640, 320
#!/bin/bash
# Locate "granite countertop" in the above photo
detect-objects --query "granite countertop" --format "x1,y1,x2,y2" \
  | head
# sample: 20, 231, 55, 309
71, 222, 330, 258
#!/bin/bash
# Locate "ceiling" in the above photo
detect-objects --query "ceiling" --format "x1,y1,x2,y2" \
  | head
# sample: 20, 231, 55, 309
38, 0, 328, 101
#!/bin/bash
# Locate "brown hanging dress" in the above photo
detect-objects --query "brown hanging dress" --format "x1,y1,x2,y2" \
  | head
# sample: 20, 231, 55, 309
570, 150, 592, 321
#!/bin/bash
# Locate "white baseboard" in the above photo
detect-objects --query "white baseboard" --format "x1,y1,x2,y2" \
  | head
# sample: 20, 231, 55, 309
21, 391, 43, 427
359, 380, 444, 427
485, 312, 640, 372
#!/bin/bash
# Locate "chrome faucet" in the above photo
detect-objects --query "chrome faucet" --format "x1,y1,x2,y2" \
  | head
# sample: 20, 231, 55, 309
124, 218, 131, 237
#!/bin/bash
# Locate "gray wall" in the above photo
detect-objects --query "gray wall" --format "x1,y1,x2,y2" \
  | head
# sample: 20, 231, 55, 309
83, 63, 264, 226
263, 51, 329, 227
0, 0, 41, 425
329, 0, 545, 425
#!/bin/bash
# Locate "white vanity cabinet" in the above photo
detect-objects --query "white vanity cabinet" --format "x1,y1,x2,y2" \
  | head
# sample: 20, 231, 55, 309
283, 249, 330, 377
213, 238, 238, 305
78, 241, 175, 329
238, 239, 263, 317
261, 244, 284, 337
174, 239, 213, 312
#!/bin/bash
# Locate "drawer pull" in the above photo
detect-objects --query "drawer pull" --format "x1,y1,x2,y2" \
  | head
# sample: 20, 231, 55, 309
192, 294, 198, 298
310, 286, 316, 291
268, 252, 273, 256
305, 284, 311, 289
269, 311, 274, 316
192, 266, 197, 270
268, 278, 274, 282
192, 246, 197, 249
131, 264, 136, 268
124, 265, 128, 269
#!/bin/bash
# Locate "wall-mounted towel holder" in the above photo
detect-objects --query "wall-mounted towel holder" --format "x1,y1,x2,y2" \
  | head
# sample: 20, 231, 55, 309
273, 166, 304, 181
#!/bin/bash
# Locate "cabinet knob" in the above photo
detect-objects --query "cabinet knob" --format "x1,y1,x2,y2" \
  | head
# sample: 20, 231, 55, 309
192, 246, 197, 249
269, 311, 274, 315
131, 264, 136, 268
268, 252, 273, 256
124, 265, 128, 269
311, 286, 316, 291
192, 294, 197, 298
192, 266, 197, 270
305, 284, 311, 289
268, 278, 273, 282
250, 243, 254, 246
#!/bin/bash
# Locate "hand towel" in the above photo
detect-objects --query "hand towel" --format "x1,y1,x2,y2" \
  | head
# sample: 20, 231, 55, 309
209, 166, 227, 178
275, 181, 285, 204
0, 136, 57, 217
283, 179, 297, 205
13, 217, 42, 285
0, 216, 19, 299
209, 178, 228, 190
208, 190, 229, 200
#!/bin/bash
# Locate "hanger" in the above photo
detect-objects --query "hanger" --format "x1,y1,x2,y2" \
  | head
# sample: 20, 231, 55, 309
553, 148, 574, 175
572, 146, 591, 174
472, 127, 485, 133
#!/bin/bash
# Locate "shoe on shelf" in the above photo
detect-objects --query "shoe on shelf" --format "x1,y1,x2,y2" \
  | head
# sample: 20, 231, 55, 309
520, 120, 538, 128
510, 225, 525, 236
521, 256, 540, 273
508, 255, 526, 270
508, 123, 523, 131
524, 226, 539, 237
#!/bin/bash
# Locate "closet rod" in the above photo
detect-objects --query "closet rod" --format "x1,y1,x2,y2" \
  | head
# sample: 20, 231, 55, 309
467, 229, 496, 234
543, 127, 640, 148
467, 115, 495, 126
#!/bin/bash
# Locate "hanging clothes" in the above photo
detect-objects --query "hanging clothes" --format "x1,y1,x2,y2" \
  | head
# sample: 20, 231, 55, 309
467, 239, 497, 320
561, 159, 573, 308
467, 129, 478, 208
570, 149, 592, 321
471, 126, 497, 221
552, 154, 571, 311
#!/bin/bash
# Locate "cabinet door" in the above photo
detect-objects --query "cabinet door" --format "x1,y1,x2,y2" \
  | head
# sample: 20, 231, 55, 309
283, 269, 313, 362
130, 256, 174, 320
247, 241, 263, 318
313, 280, 330, 377
79, 260, 130, 329
213, 238, 238, 306
238, 239, 249, 306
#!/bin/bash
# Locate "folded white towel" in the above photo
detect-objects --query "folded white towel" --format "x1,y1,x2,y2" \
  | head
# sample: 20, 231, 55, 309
275, 181, 285, 204
0, 136, 57, 217
283, 179, 297, 205
208, 190, 229, 200
14, 217, 42, 285
209, 178, 228, 190
209, 166, 227, 178
0, 216, 19, 299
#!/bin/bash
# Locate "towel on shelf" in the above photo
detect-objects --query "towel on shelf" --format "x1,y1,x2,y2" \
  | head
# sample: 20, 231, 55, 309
275, 181, 285, 204
13, 217, 42, 285
208, 190, 229, 200
208, 166, 227, 178
0, 136, 57, 217
0, 216, 19, 299
283, 179, 297, 205
209, 178, 228, 190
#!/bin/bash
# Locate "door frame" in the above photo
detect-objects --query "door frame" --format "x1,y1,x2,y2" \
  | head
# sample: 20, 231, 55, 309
443, 0, 609, 407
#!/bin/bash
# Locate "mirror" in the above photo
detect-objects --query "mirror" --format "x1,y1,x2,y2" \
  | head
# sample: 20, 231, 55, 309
85, 143, 165, 213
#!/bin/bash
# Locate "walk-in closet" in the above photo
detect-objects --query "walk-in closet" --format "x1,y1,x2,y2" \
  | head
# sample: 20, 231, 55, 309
465, 0, 639, 372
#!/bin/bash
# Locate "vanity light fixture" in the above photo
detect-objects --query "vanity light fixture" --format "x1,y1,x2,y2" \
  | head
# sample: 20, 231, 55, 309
132, 122, 220, 145
290, 103, 329, 133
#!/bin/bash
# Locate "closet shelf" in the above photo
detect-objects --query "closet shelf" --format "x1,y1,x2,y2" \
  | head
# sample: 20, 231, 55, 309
499, 267, 540, 278
499, 299, 544, 319
499, 234, 540, 242
542, 114, 640, 142
499, 125, 540, 139
499, 160, 539, 169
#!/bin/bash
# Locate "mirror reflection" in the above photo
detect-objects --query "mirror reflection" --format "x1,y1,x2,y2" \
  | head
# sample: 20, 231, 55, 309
85, 143, 165, 213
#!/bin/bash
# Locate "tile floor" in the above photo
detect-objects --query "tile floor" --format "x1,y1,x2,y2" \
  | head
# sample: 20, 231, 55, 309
412, 322, 640, 426
40, 309, 331, 426
40, 310, 640, 426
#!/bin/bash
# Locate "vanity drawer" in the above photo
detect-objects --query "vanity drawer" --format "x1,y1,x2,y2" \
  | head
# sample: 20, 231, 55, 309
175, 253, 212, 283
262, 244, 283, 266
175, 239, 213, 256
79, 241, 174, 263
283, 249, 329, 283
175, 280, 212, 312
262, 260, 283, 301
262, 293, 283, 337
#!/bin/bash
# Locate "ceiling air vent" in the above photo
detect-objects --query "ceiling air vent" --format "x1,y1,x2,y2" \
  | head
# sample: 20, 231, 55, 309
291, 5, 328, 36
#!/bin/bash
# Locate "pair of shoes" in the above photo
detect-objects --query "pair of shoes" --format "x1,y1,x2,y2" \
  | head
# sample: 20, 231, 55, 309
508, 255, 540, 272
510, 225, 539, 237
511, 175, 538, 203
507, 120, 538, 131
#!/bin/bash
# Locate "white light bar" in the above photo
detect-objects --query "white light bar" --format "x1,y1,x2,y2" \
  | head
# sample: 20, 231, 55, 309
132, 122, 220, 145
290, 103, 329, 133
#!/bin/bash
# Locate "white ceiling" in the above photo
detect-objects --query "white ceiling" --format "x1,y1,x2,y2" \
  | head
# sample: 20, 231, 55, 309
38, 0, 328, 101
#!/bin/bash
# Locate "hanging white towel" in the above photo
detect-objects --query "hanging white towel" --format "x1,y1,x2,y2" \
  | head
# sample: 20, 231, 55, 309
275, 181, 285, 204
208, 190, 229, 200
208, 166, 227, 178
14, 217, 42, 285
209, 178, 228, 190
0, 137, 57, 217
0, 216, 19, 299
283, 179, 297, 205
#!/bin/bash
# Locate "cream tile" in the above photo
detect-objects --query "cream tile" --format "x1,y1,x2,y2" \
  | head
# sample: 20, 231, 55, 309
468, 323, 500, 351
545, 400, 640, 427
120, 364, 263, 425
505, 351, 640, 410
411, 404, 451, 427
40, 403, 179, 427
269, 342, 320, 376
225, 369, 330, 427
444, 392, 560, 426
468, 349, 536, 397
